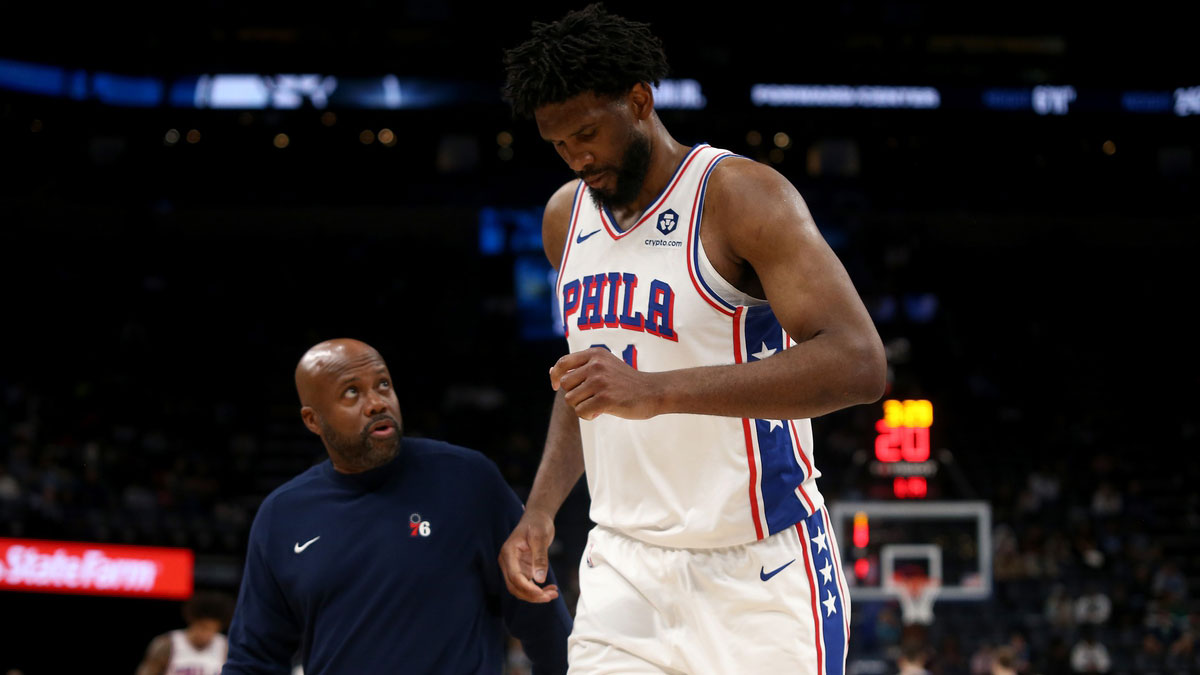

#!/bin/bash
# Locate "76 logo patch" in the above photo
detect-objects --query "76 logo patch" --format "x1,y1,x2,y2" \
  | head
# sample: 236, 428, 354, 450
409, 513, 431, 537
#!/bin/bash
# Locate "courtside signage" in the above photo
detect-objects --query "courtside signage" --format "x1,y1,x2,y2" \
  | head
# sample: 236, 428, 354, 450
0, 538, 193, 599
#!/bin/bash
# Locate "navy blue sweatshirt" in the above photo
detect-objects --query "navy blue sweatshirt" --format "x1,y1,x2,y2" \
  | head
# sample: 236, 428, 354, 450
223, 438, 571, 674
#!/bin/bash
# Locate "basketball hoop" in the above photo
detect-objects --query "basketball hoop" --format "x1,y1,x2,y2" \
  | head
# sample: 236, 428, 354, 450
893, 573, 939, 626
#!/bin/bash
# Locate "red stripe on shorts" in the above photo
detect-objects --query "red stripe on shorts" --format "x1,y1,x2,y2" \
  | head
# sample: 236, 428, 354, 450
797, 522, 825, 675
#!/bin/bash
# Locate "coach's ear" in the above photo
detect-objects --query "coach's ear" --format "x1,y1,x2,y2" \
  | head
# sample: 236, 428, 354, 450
628, 82, 654, 120
299, 406, 321, 436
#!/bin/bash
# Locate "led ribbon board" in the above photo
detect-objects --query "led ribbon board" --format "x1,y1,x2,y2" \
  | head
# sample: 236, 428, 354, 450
0, 538, 193, 599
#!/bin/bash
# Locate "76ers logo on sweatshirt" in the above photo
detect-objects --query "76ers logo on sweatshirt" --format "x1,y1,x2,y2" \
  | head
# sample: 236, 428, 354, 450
409, 513, 431, 537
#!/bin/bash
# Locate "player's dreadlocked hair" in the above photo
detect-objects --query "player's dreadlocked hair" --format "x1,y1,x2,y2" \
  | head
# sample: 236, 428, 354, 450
502, 4, 669, 119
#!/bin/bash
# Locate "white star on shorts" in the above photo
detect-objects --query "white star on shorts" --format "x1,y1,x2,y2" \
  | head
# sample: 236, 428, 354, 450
819, 559, 833, 585
823, 589, 838, 616
810, 526, 828, 554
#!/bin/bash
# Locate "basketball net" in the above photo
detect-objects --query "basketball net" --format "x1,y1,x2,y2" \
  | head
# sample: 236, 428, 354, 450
894, 574, 939, 626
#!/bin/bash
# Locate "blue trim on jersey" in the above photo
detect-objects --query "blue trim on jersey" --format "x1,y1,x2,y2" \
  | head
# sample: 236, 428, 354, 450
743, 305, 781, 363
744, 305, 811, 534
598, 143, 707, 234
690, 152, 744, 312
755, 417, 808, 534
600, 203, 623, 233
803, 510, 847, 675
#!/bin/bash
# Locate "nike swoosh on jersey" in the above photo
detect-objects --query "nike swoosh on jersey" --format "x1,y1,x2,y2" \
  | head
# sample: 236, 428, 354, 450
576, 229, 601, 243
294, 536, 321, 553
760, 559, 796, 581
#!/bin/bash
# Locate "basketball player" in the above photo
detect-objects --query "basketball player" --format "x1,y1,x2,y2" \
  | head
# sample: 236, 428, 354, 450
137, 591, 233, 675
222, 339, 570, 674
499, 5, 886, 673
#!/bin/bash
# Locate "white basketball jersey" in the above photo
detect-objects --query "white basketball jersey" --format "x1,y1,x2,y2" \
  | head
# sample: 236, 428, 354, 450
168, 629, 227, 675
557, 143, 826, 549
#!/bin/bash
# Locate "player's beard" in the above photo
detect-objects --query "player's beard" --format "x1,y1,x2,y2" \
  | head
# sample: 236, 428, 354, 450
321, 413, 402, 473
583, 128, 652, 210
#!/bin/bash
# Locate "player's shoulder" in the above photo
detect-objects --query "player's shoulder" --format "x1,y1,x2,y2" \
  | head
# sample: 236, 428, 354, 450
144, 631, 174, 662
543, 179, 582, 268
707, 154, 800, 204
545, 179, 580, 217
704, 153, 813, 239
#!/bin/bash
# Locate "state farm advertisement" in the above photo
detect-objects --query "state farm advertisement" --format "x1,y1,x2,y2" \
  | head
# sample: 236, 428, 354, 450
0, 538, 193, 599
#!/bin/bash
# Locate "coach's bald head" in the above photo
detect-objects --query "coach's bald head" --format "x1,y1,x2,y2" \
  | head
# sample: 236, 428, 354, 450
295, 339, 403, 473
294, 338, 379, 405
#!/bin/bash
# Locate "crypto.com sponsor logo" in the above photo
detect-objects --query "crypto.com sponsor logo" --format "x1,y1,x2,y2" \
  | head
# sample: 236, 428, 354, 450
0, 538, 193, 599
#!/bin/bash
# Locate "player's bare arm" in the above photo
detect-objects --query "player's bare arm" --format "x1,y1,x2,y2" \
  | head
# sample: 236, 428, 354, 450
498, 181, 584, 603
551, 159, 886, 421
538, 180, 579, 270
499, 389, 581, 603
136, 633, 171, 675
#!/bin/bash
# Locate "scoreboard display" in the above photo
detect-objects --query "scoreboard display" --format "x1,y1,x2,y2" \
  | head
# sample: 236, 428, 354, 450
839, 398, 994, 615
871, 399, 938, 499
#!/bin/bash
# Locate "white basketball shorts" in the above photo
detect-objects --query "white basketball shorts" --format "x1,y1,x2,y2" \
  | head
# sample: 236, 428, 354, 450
568, 508, 850, 674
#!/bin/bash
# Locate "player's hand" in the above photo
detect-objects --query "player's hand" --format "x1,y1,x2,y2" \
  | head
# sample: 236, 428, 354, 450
549, 347, 663, 420
499, 508, 560, 603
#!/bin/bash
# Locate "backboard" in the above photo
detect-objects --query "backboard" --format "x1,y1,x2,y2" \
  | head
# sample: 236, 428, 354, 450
828, 500, 992, 613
